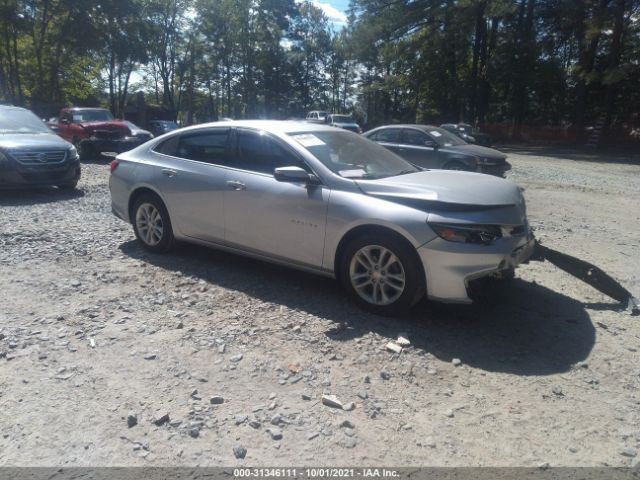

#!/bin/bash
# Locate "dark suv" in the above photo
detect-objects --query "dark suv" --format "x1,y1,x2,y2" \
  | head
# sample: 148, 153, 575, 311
0, 106, 80, 189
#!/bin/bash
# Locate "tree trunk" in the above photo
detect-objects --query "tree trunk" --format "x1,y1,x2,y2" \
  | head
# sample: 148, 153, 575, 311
602, 0, 627, 136
469, 1, 486, 123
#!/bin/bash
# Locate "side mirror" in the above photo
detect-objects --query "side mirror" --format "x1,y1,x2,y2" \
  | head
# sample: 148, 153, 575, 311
274, 166, 316, 184
424, 140, 438, 148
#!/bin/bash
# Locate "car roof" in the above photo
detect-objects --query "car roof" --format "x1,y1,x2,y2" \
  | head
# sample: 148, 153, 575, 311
176, 120, 343, 135
63, 107, 109, 111
372, 124, 440, 131
0, 105, 30, 112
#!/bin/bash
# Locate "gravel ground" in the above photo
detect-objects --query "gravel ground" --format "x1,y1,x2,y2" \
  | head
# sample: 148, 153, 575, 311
0, 149, 639, 467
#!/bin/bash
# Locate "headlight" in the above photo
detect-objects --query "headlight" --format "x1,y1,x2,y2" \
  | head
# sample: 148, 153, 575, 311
428, 222, 502, 245
68, 145, 79, 160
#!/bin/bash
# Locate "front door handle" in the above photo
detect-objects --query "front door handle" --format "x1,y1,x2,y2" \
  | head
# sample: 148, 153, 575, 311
161, 168, 177, 177
226, 180, 246, 191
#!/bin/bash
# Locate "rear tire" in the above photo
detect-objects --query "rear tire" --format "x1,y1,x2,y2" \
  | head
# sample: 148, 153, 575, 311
339, 232, 425, 315
131, 193, 175, 253
58, 181, 78, 190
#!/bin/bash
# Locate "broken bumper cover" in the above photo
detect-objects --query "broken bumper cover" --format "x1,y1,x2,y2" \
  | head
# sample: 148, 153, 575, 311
80, 136, 147, 155
418, 231, 536, 303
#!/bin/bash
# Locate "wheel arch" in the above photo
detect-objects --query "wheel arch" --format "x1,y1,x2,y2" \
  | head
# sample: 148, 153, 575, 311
333, 224, 426, 288
128, 185, 168, 224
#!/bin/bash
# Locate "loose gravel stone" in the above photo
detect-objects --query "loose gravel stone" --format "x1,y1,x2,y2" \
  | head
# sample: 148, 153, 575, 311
620, 448, 637, 458
153, 412, 170, 426
233, 446, 247, 459
127, 411, 138, 428
321, 395, 343, 409
210, 396, 224, 405
266, 427, 282, 440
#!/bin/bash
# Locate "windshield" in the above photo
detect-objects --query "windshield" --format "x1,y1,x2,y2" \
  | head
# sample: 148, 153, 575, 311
71, 110, 114, 122
289, 130, 419, 179
331, 115, 353, 123
427, 127, 467, 147
0, 109, 51, 134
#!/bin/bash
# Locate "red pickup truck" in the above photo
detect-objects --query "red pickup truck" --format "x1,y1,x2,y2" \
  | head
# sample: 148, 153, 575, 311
49, 108, 148, 160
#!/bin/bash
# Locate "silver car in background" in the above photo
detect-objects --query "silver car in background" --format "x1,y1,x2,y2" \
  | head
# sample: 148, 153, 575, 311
109, 121, 535, 314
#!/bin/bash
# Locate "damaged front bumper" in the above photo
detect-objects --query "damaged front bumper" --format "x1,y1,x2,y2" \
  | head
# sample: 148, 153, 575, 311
417, 230, 536, 303
79, 136, 147, 156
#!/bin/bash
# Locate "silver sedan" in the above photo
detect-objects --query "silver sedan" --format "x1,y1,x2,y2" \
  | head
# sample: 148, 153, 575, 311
109, 121, 535, 315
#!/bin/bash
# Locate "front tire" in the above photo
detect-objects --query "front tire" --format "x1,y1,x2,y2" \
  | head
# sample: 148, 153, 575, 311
445, 160, 472, 171
78, 141, 95, 161
339, 233, 425, 315
131, 193, 175, 253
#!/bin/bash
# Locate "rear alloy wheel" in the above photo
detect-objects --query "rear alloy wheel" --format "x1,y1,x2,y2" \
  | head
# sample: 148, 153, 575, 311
340, 234, 424, 315
132, 194, 174, 253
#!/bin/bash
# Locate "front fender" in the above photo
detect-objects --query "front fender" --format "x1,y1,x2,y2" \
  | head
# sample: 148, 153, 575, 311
322, 190, 437, 271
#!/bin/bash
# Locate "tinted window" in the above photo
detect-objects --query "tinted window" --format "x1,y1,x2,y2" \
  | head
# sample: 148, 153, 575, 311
154, 129, 230, 164
369, 128, 401, 143
402, 129, 428, 146
236, 130, 306, 175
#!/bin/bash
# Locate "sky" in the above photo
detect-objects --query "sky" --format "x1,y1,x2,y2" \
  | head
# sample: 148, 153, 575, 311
311, 0, 350, 28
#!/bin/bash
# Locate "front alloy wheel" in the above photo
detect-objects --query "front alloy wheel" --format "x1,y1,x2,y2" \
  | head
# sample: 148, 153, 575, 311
349, 245, 406, 306
340, 233, 425, 315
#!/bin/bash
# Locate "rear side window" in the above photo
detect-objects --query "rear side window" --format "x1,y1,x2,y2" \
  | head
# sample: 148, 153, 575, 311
235, 130, 308, 175
154, 129, 230, 164
369, 128, 401, 143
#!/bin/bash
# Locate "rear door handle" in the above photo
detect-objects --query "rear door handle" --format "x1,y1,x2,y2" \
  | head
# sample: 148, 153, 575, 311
226, 180, 246, 191
161, 168, 177, 177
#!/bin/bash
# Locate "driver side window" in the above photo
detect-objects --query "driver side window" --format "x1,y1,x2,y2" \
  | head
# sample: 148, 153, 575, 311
402, 129, 429, 146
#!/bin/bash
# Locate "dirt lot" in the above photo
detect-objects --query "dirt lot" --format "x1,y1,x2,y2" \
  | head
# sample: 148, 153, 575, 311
1, 147, 639, 467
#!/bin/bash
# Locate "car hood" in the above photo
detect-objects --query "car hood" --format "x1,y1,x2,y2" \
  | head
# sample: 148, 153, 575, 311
356, 170, 526, 224
442, 144, 505, 160
0, 132, 71, 150
356, 170, 519, 205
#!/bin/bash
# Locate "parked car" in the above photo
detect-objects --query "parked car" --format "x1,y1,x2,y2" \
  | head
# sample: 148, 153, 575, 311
305, 111, 329, 124
326, 114, 362, 133
0, 105, 80, 189
49, 107, 146, 160
148, 120, 179, 137
441, 123, 492, 147
364, 125, 510, 177
109, 120, 533, 314
124, 121, 154, 143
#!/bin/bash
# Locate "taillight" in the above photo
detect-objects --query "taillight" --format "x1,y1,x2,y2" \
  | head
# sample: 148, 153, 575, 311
110, 159, 120, 174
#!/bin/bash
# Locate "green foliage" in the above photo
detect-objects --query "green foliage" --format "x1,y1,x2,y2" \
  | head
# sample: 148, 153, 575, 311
1, 0, 638, 133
